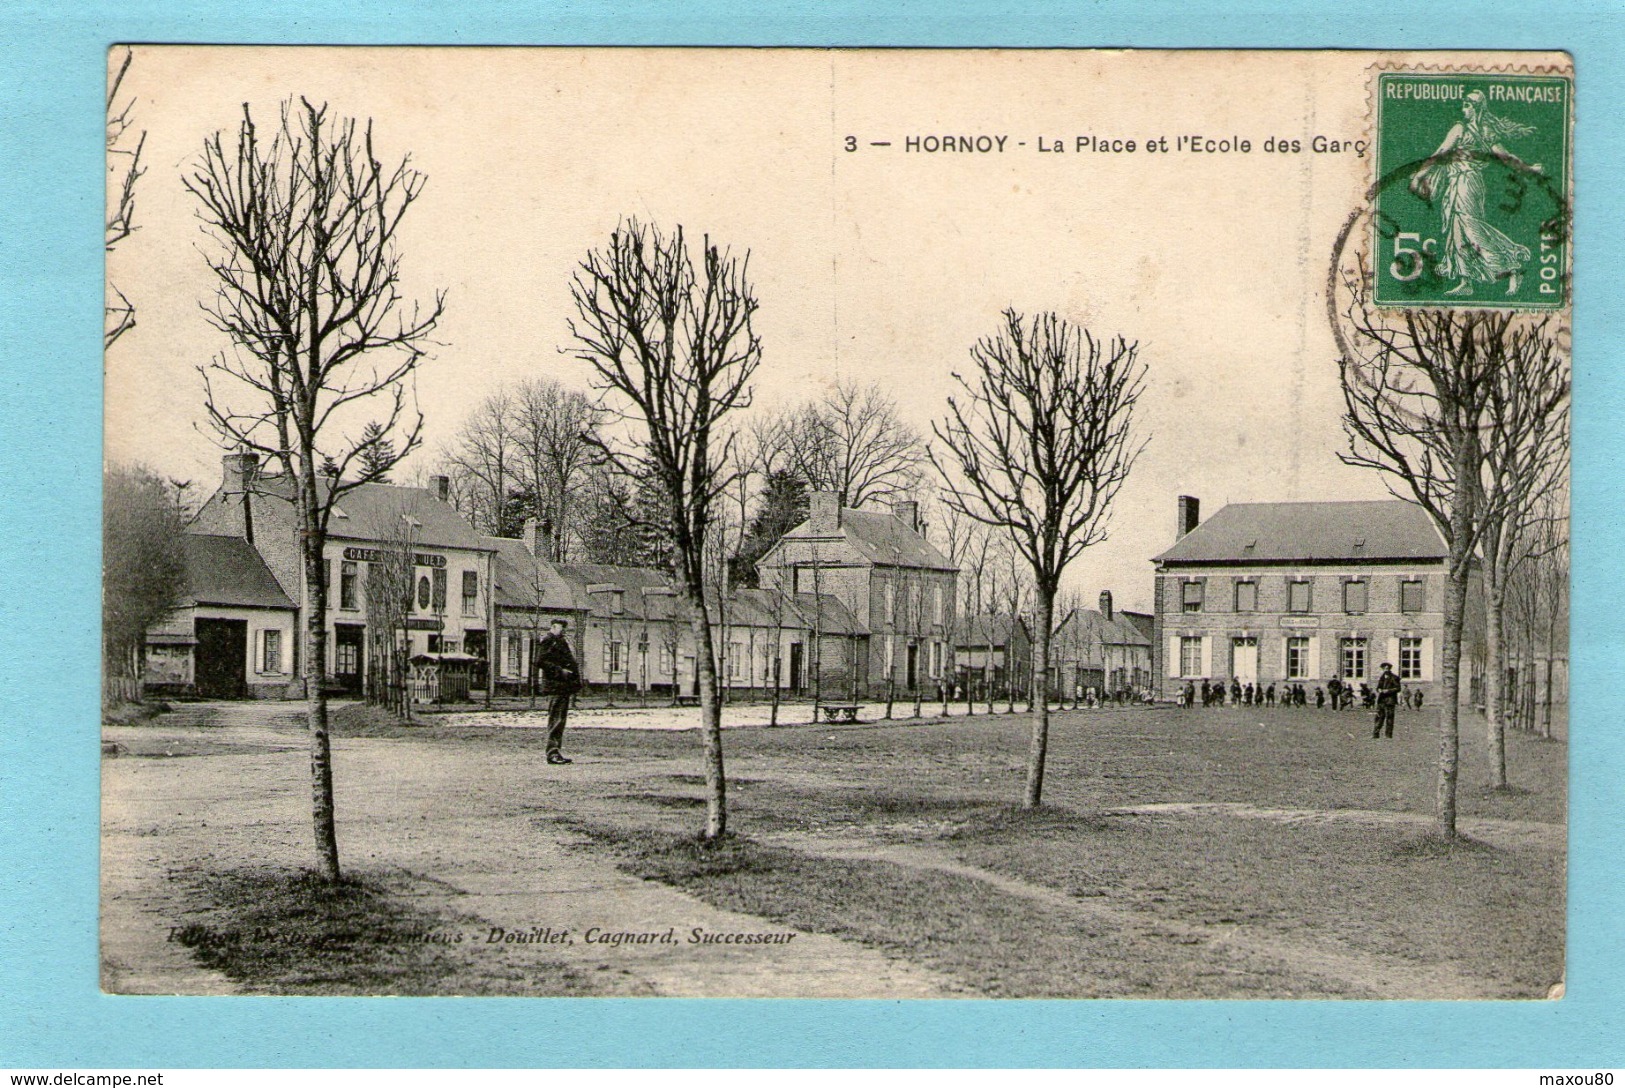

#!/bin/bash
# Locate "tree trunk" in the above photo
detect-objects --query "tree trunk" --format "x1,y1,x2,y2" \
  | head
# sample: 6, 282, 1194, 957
689, 592, 727, 841
1484, 568, 1508, 788
1436, 453, 1474, 840
301, 533, 341, 881
1023, 590, 1055, 808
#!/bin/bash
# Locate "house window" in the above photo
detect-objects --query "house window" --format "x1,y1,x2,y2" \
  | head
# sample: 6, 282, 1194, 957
885, 582, 896, 624
432, 567, 447, 612
728, 643, 743, 681
1182, 580, 1204, 613
340, 560, 358, 610
462, 571, 479, 616
604, 640, 623, 674
1343, 580, 1368, 614
933, 584, 944, 626
1341, 637, 1367, 680
505, 632, 522, 677
1287, 580, 1312, 613
1179, 636, 1202, 677
659, 643, 675, 673
1400, 579, 1425, 613
261, 629, 282, 673
1286, 636, 1310, 680
335, 639, 359, 675
416, 574, 431, 611
1399, 637, 1424, 681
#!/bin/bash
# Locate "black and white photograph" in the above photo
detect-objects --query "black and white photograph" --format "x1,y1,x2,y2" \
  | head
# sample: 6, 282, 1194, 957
100, 47, 1571, 999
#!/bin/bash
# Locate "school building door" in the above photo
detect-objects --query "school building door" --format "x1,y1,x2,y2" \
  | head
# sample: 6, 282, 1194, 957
1232, 637, 1258, 684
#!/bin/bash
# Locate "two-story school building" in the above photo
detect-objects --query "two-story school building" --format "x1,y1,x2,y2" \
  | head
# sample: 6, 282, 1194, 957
1150, 495, 1472, 704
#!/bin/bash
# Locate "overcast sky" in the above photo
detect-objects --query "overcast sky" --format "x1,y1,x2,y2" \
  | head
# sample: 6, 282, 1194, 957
105, 47, 1455, 612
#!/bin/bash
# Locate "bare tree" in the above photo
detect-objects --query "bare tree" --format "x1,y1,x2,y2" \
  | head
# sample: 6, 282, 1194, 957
568, 219, 761, 841
188, 97, 444, 879
933, 309, 1146, 808
779, 379, 925, 508
514, 378, 603, 560
1477, 328, 1569, 786
443, 390, 517, 536
103, 463, 187, 703
105, 47, 146, 348
1332, 261, 1557, 839
363, 502, 418, 722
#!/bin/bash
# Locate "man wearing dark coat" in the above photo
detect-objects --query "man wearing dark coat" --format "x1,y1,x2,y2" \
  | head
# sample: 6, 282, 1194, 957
1373, 661, 1402, 739
536, 618, 581, 764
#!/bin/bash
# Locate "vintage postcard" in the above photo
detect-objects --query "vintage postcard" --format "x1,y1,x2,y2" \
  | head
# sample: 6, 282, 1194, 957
101, 47, 1571, 999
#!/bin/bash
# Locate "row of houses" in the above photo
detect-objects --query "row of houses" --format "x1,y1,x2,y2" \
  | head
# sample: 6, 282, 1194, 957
145, 454, 1149, 702
145, 455, 1505, 707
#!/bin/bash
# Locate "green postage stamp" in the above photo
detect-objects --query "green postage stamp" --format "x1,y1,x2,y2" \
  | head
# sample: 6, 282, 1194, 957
1373, 69, 1572, 309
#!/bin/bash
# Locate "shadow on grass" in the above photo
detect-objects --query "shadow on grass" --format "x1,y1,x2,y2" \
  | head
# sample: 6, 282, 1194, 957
171, 865, 612, 995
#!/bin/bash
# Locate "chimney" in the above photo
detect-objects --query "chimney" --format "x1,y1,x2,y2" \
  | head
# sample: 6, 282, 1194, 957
1177, 495, 1201, 540
522, 517, 540, 557
222, 451, 259, 493
809, 490, 840, 533
431, 474, 450, 503
1098, 590, 1114, 621
892, 498, 920, 532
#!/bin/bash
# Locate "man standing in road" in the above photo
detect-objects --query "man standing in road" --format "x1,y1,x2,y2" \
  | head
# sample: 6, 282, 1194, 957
537, 618, 581, 764
1373, 661, 1401, 739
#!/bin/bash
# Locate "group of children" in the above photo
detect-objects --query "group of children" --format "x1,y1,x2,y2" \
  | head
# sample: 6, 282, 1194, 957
1178, 676, 1424, 710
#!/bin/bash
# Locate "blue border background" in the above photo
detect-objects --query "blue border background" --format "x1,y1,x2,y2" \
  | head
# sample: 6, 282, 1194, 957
2, 1, 1621, 1069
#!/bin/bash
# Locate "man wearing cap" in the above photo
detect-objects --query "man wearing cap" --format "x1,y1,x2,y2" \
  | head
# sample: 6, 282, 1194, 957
1373, 661, 1401, 739
537, 618, 581, 764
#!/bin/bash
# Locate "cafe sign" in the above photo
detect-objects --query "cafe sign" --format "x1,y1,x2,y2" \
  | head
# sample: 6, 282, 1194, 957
343, 546, 446, 568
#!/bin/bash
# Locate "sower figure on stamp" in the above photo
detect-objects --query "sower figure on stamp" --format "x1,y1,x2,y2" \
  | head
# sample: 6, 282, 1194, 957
537, 618, 581, 764
1373, 661, 1401, 739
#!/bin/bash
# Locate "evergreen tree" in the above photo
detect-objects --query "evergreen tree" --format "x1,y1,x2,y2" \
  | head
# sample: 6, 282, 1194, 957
730, 469, 809, 587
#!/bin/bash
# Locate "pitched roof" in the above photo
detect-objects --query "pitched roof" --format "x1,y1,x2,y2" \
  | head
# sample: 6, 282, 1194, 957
957, 612, 1028, 647
1055, 608, 1152, 648
487, 538, 584, 613
1154, 500, 1447, 564
182, 533, 295, 610
236, 475, 492, 552
776, 505, 956, 571
554, 563, 685, 622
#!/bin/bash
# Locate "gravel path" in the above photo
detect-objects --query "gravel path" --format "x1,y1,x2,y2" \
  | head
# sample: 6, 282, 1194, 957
101, 701, 953, 997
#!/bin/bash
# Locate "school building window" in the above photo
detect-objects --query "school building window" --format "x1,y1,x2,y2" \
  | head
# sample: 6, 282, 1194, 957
1400, 579, 1426, 613
1182, 580, 1204, 612
1341, 637, 1366, 680
462, 570, 479, 616
260, 629, 282, 673
1343, 580, 1367, 614
340, 560, 358, 610
933, 584, 944, 626
1287, 580, 1312, 613
1286, 636, 1310, 679
885, 583, 896, 624
505, 632, 522, 676
1179, 636, 1202, 677
1400, 637, 1424, 681
604, 640, 623, 674
1234, 579, 1256, 612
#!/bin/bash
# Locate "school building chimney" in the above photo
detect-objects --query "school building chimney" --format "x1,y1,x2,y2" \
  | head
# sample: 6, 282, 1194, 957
810, 490, 841, 533
1099, 590, 1114, 621
892, 497, 920, 532
1176, 495, 1201, 540
431, 474, 450, 503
